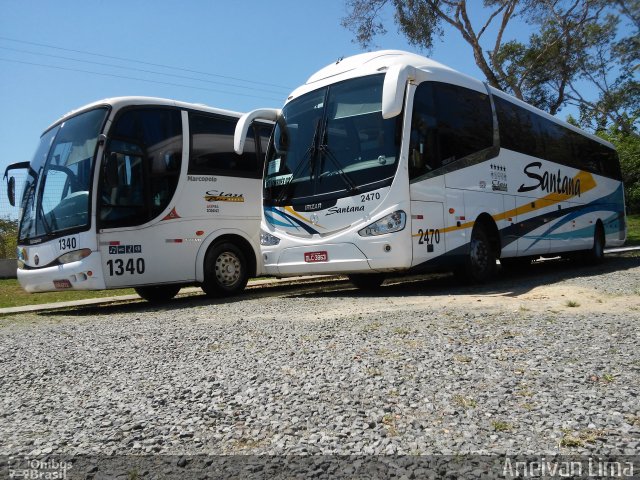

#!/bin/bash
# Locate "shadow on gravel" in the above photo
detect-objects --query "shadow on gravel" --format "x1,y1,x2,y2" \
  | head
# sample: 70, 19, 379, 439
286, 253, 640, 300
41, 279, 352, 318
41, 253, 638, 316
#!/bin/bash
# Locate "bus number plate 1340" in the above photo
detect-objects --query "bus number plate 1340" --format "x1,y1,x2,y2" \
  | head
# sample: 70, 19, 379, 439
304, 251, 328, 263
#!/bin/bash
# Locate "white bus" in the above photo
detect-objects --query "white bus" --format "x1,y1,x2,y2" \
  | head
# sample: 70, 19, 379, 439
234, 50, 626, 288
5, 97, 272, 301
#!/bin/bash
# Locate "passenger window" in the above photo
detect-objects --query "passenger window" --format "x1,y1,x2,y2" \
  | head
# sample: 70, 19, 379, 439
188, 114, 260, 178
409, 82, 493, 179
100, 108, 183, 228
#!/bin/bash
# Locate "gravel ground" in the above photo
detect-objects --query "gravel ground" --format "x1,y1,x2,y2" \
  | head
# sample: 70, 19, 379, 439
1, 253, 639, 462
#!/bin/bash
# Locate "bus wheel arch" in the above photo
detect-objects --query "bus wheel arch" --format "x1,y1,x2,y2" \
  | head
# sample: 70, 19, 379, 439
201, 235, 256, 297
456, 214, 500, 283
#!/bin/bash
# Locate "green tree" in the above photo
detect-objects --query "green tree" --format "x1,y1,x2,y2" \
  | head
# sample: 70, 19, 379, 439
342, 0, 638, 133
0, 217, 18, 259
597, 129, 640, 212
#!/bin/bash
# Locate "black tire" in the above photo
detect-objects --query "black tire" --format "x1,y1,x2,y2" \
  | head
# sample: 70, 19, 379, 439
457, 224, 496, 283
201, 242, 249, 297
348, 273, 386, 290
135, 285, 181, 303
585, 223, 605, 265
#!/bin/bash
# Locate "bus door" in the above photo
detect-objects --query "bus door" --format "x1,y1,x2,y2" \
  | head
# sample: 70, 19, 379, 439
410, 200, 446, 267
97, 107, 190, 288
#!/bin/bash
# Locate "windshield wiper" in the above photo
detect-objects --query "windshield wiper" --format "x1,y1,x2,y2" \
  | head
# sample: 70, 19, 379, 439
318, 120, 358, 193
275, 117, 323, 205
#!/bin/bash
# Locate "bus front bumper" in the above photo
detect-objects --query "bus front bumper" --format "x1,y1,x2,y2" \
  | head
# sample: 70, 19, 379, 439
262, 241, 404, 276
17, 252, 106, 293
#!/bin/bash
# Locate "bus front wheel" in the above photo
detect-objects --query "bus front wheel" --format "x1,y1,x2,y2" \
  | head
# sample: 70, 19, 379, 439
457, 225, 496, 283
202, 242, 249, 297
135, 285, 181, 303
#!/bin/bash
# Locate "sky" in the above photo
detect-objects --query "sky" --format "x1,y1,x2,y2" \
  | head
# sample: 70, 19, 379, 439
0, 0, 547, 218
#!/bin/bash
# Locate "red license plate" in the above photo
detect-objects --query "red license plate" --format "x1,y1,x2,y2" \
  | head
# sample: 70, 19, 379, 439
304, 251, 328, 263
53, 279, 72, 289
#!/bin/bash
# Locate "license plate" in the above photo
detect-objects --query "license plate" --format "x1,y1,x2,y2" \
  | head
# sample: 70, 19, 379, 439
53, 279, 72, 289
304, 251, 328, 263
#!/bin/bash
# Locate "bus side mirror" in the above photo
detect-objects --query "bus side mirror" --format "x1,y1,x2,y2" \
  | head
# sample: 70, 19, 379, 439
382, 65, 415, 119
234, 108, 281, 154
104, 152, 119, 188
7, 176, 15, 207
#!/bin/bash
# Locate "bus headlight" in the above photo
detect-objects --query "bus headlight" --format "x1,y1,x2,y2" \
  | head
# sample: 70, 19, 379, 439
359, 210, 406, 237
58, 248, 92, 264
260, 230, 281, 246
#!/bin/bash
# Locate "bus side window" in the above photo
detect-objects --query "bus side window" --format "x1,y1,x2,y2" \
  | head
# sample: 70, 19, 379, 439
410, 81, 493, 180
432, 83, 493, 165
188, 114, 260, 178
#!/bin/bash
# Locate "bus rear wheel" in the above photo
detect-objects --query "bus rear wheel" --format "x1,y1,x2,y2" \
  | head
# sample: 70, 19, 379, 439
201, 242, 249, 297
457, 225, 496, 283
348, 273, 386, 290
585, 222, 605, 265
135, 285, 181, 303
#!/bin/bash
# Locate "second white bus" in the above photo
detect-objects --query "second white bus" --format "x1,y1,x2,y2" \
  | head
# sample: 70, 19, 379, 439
234, 50, 626, 288
6, 97, 272, 301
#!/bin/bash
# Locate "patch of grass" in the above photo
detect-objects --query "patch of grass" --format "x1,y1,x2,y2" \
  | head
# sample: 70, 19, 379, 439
452, 394, 477, 409
560, 435, 584, 448
381, 414, 399, 436
626, 213, 640, 246
491, 420, 513, 432
393, 327, 412, 335
565, 300, 580, 307
128, 469, 140, 480
624, 414, 640, 426
516, 385, 534, 397
601, 373, 615, 383
560, 429, 605, 448
454, 355, 473, 363
362, 321, 382, 333
366, 367, 383, 377
520, 402, 536, 411
232, 437, 266, 450
0, 278, 136, 309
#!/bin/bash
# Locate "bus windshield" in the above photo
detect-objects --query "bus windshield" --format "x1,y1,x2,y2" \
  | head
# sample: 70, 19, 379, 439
263, 74, 401, 205
18, 107, 108, 242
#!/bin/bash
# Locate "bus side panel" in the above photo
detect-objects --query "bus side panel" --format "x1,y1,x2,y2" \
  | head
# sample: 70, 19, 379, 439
444, 188, 466, 255
500, 195, 519, 258
463, 189, 505, 244
515, 198, 552, 256
99, 220, 198, 288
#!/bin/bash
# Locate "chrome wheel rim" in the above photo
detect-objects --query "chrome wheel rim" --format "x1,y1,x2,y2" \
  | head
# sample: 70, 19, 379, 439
214, 251, 242, 287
